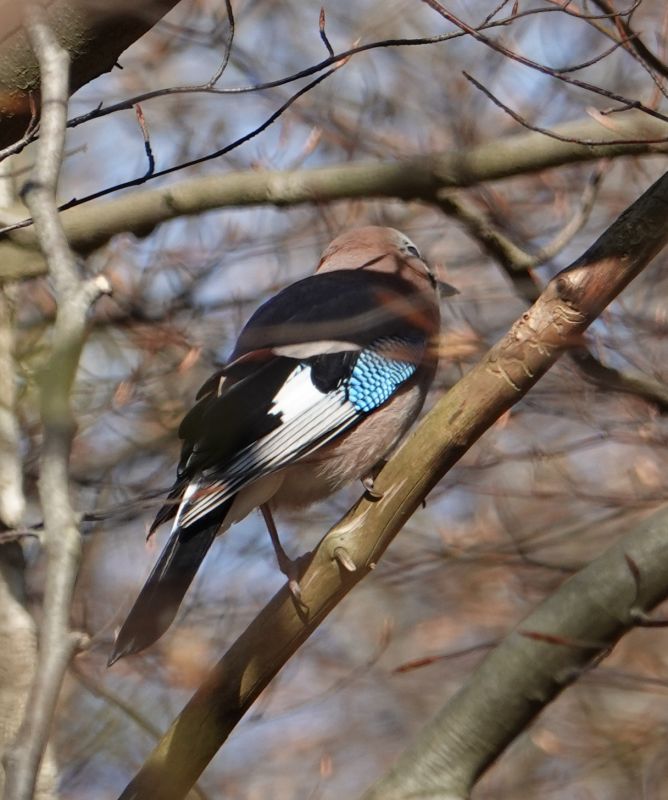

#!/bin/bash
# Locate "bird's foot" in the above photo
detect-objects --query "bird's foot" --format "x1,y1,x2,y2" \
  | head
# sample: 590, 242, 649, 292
276, 549, 313, 604
260, 504, 311, 609
362, 459, 387, 499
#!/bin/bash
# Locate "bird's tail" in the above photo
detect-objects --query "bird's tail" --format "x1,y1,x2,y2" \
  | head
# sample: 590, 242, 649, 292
107, 515, 224, 666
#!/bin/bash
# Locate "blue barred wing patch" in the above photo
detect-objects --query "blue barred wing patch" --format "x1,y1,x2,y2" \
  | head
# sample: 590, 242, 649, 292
346, 337, 422, 413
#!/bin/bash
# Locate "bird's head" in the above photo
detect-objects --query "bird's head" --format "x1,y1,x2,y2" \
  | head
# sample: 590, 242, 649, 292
315, 226, 457, 298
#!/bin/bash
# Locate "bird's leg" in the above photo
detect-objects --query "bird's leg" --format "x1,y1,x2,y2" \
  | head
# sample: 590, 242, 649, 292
260, 504, 304, 601
361, 459, 387, 500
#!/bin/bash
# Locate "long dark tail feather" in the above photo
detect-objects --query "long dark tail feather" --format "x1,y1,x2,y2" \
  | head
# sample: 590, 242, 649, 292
107, 514, 225, 666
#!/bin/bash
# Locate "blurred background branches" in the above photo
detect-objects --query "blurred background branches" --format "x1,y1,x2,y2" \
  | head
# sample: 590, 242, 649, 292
0, 0, 667, 798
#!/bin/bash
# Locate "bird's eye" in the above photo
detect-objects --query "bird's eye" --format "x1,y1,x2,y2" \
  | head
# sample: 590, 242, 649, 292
406, 244, 421, 258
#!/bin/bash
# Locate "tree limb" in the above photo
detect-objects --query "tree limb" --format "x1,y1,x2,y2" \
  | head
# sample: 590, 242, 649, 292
2, 5, 109, 799
1, 109, 667, 283
0, 207, 57, 798
435, 174, 668, 414
362, 507, 668, 799
0, 0, 183, 151
116, 168, 668, 800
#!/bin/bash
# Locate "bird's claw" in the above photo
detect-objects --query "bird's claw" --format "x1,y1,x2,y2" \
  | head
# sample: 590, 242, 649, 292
278, 551, 312, 609
288, 577, 302, 601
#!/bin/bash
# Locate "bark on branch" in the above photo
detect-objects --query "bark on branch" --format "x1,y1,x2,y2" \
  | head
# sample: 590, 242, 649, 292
0, 267, 57, 799
0, 0, 182, 151
2, 5, 110, 799
116, 170, 668, 799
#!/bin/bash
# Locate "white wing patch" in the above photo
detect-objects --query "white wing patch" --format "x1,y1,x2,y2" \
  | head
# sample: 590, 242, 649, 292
172, 480, 200, 531
269, 364, 323, 420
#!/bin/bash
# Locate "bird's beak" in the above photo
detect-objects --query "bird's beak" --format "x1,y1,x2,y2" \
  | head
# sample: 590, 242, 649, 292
437, 280, 459, 298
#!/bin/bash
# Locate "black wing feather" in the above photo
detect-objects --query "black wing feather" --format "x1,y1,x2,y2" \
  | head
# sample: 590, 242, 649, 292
230, 269, 429, 358
108, 511, 228, 665
177, 358, 296, 478
309, 351, 358, 393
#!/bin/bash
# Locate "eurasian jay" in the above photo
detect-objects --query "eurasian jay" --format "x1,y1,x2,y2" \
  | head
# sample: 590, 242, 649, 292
108, 226, 455, 665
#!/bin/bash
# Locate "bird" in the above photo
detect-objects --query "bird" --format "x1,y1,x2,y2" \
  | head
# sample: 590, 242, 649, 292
108, 226, 456, 666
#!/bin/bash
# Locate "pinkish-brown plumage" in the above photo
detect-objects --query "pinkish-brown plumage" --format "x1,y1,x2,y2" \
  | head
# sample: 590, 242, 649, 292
109, 226, 452, 665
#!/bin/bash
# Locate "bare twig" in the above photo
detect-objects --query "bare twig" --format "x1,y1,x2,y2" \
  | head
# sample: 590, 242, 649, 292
570, 347, 668, 413
62, 12, 541, 130
547, 0, 668, 104
2, 5, 110, 800
422, 0, 668, 124
435, 162, 605, 275
590, 0, 668, 79
319, 8, 335, 57
204, 0, 234, 88
480, 0, 516, 27
134, 104, 155, 179
552, 38, 630, 74
70, 664, 210, 800
463, 71, 668, 145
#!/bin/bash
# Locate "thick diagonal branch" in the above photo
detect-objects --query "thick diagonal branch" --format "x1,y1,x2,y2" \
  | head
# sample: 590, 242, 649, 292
117, 170, 668, 799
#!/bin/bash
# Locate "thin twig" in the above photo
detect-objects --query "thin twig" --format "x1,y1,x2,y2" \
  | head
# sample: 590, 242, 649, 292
422, 0, 668, 124
0, 96, 39, 164
61, 3, 605, 132
134, 104, 155, 178
205, 0, 234, 88
435, 162, 606, 274
590, 0, 668, 79
319, 8, 335, 57
547, 0, 668, 103
462, 71, 668, 146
